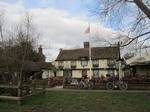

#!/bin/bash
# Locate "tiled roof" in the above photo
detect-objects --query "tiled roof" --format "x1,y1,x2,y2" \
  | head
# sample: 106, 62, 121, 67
24, 61, 56, 71
56, 46, 119, 61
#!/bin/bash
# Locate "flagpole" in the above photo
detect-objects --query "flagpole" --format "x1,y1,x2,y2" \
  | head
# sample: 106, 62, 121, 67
84, 23, 92, 79
88, 24, 92, 80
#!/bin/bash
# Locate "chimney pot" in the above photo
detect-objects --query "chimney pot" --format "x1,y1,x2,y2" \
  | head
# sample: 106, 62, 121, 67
60, 48, 63, 51
84, 42, 89, 48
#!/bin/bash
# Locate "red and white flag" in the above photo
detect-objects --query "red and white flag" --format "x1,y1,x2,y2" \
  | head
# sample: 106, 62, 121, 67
84, 24, 90, 34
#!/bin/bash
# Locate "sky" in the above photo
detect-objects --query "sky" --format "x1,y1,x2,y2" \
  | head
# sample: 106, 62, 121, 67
0, 0, 125, 61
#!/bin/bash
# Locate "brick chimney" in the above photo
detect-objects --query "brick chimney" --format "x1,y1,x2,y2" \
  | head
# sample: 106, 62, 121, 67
84, 42, 89, 48
38, 45, 43, 54
38, 45, 45, 62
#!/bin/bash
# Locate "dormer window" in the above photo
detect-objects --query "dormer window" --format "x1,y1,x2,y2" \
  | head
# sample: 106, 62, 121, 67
81, 57, 88, 67
107, 59, 115, 67
92, 60, 99, 67
58, 61, 64, 69
71, 61, 76, 69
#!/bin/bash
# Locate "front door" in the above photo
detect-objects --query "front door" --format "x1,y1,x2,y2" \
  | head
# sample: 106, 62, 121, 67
63, 69, 72, 78
82, 70, 87, 77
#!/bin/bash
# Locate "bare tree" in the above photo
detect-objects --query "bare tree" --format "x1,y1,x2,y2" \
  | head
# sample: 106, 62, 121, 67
0, 11, 42, 102
86, 0, 150, 57
0, 11, 40, 84
89, 0, 150, 46
0, 11, 12, 82
12, 12, 41, 97
134, 0, 150, 19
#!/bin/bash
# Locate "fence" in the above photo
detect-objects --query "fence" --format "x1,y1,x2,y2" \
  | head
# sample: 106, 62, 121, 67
0, 79, 47, 105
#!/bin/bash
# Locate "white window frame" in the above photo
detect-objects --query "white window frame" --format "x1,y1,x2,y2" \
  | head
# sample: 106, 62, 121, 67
71, 61, 76, 67
108, 70, 115, 76
93, 70, 99, 78
107, 59, 115, 66
58, 61, 64, 66
92, 60, 99, 67
81, 57, 88, 67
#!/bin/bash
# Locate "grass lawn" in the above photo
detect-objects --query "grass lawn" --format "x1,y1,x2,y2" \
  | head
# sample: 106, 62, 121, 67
0, 91, 150, 112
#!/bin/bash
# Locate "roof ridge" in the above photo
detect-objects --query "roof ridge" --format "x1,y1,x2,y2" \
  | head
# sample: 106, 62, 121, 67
61, 46, 118, 51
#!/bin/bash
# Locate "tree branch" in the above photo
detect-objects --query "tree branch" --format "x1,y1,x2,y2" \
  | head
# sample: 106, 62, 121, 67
121, 31, 150, 47
134, 0, 150, 19
126, 0, 134, 3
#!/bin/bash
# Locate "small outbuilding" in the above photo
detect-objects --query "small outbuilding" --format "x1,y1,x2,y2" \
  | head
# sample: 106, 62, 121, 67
126, 54, 150, 76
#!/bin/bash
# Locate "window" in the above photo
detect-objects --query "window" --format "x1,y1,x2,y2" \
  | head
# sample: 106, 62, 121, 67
92, 60, 99, 67
81, 57, 88, 67
58, 61, 64, 69
71, 61, 76, 68
63, 69, 72, 77
93, 70, 99, 78
107, 60, 115, 66
58, 61, 64, 66
82, 70, 87, 77
108, 70, 115, 76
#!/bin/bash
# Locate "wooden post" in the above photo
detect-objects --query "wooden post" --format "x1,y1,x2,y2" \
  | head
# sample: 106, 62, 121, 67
42, 80, 46, 94
17, 82, 22, 105
17, 73, 22, 105
31, 80, 34, 92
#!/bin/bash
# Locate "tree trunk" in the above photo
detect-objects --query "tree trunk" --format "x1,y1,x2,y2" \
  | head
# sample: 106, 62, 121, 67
134, 0, 150, 19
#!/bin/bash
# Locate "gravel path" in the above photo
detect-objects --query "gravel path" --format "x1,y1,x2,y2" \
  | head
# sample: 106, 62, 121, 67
46, 88, 150, 93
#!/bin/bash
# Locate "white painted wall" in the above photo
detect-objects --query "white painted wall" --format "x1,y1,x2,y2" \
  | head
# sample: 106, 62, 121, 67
42, 70, 54, 79
56, 70, 63, 77
54, 60, 118, 78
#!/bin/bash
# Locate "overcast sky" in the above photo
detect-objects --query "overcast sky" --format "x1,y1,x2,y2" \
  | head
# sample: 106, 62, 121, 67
0, 0, 122, 61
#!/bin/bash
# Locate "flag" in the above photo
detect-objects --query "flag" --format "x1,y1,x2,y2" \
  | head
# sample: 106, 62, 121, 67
84, 25, 90, 34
